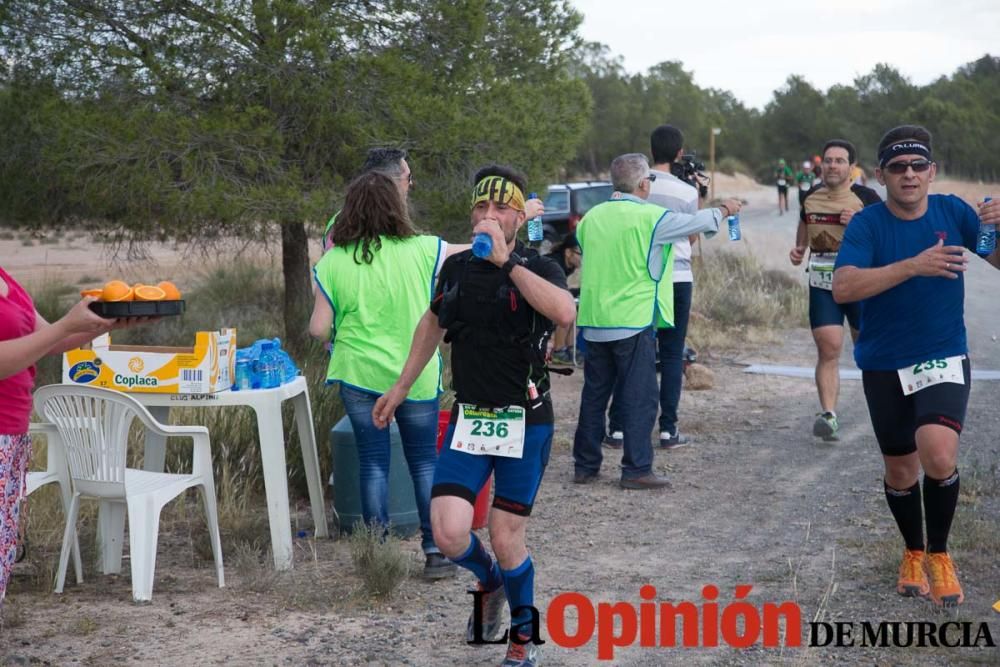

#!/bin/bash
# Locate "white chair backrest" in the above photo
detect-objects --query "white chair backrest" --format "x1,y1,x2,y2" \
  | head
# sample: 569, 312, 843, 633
33, 385, 143, 491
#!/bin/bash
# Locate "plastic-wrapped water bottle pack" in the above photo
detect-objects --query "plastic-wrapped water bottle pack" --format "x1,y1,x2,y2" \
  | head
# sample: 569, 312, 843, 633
233, 338, 300, 390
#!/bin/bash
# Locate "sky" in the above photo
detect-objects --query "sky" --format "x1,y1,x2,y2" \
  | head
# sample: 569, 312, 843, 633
570, 0, 999, 110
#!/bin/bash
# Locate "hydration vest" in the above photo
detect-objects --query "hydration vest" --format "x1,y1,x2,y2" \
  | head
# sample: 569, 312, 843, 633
437, 248, 553, 394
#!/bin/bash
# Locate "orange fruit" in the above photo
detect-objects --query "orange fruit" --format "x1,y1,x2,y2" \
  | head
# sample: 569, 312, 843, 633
157, 281, 182, 300
133, 285, 167, 301
102, 280, 133, 302
79, 288, 103, 299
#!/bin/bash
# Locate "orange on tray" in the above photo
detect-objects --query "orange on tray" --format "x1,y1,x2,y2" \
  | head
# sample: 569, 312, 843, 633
79, 288, 104, 299
101, 280, 133, 302
133, 285, 167, 301
157, 281, 182, 300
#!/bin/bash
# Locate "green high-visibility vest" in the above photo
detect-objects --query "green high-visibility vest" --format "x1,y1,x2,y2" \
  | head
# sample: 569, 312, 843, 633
322, 211, 338, 249
576, 199, 674, 329
313, 234, 442, 400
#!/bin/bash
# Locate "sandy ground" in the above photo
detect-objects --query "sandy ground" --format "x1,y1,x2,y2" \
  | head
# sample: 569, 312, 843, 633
3, 175, 1000, 665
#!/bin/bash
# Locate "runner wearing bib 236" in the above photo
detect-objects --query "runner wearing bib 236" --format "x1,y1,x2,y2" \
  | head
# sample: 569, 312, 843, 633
832, 124, 1000, 608
373, 164, 576, 667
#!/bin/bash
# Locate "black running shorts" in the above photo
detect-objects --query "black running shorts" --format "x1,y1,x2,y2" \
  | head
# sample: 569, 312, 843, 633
861, 357, 971, 456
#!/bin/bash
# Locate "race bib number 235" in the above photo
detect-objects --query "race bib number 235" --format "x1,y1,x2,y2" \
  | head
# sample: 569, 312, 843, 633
897, 355, 965, 396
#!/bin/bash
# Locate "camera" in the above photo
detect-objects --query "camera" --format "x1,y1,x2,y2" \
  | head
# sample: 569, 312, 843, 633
670, 154, 709, 199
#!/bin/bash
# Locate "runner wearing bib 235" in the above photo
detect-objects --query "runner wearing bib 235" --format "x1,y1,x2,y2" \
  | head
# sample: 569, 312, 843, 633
373, 164, 575, 667
790, 139, 881, 441
832, 124, 1000, 608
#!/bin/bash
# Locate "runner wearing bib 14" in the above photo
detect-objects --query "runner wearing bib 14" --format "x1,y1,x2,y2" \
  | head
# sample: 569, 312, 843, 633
790, 139, 881, 441
832, 124, 1000, 608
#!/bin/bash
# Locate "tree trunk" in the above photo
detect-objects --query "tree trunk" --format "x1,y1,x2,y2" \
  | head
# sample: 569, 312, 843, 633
280, 221, 312, 356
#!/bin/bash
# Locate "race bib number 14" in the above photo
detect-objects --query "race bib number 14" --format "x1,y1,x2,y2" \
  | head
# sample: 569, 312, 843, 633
897, 355, 965, 396
451, 404, 526, 459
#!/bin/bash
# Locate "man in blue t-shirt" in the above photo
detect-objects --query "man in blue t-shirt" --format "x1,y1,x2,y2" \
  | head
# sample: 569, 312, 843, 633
832, 124, 1000, 608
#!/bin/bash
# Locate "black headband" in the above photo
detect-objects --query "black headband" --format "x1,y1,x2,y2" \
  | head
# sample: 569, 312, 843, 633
878, 141, 931, 168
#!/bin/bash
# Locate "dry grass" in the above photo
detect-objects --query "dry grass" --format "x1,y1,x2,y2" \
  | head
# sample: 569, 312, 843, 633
348, 522, 415, 600
688, 251, 808, 354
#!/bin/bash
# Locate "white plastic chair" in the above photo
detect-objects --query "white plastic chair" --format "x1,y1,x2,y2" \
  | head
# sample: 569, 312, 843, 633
25, 422, 83, 584
33, 384, 224, 602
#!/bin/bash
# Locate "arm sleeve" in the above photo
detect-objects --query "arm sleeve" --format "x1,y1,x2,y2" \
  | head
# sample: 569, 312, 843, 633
434, 240, 448, 281
528, 255, 569, 290
834, 213, 875, 270
853, 184, 883, 207
652, 208, 722, 247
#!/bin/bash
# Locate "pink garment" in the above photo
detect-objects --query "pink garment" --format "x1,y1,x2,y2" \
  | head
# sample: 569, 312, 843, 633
0, 266, 37, 435
0, 433, 31, 602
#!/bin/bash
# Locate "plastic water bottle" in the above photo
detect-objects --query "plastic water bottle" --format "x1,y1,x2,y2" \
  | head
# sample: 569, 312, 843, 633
727, 215, 741, 241
976, 196, 995, 256
472, 233, 493, 259
258, 341, 281, 389
526, 192, 543, 244
233, 360, 253, 391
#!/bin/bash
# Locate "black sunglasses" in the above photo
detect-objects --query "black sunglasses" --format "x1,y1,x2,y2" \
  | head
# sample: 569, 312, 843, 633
645, 173, 657, 182
884, 159, 932, 175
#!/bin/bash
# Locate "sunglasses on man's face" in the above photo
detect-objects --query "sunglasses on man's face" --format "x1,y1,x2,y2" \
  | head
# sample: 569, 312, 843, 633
884, 159, 933, 175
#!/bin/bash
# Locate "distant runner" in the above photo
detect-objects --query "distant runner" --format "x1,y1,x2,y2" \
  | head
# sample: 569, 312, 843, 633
775, 158, 793, 215
789, 139, 881, 440
832, 124, 1000, 607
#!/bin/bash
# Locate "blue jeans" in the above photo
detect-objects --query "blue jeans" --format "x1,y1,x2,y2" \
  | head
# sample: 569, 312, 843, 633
339, 385, 440, 555
656, 281, 692, 433
573, 330, 658, 479
608, 282, 692, 435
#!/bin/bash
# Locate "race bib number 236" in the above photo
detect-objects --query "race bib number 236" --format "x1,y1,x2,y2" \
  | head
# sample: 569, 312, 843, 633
451, 404, 526, 459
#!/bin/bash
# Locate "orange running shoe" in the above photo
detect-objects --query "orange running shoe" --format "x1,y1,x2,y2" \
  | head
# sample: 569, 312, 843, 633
896, 549, 929, 598
926, 552, 964, 607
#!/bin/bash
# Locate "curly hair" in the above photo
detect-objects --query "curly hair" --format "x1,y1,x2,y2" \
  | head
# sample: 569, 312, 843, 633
331, 171, 415, 264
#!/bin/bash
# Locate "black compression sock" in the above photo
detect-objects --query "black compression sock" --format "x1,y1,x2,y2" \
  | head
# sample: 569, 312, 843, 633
923, 470, 960, 554
884, 480, 924, 551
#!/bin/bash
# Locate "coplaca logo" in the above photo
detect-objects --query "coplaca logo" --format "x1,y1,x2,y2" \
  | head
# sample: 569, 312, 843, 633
128, 357, 145, 373
68, 361, 100, 384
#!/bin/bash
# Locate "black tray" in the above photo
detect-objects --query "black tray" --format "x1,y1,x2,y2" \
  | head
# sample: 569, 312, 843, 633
89, 300, 186, 318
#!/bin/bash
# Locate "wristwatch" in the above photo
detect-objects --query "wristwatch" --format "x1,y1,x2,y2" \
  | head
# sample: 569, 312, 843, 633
502, 253, 527, 275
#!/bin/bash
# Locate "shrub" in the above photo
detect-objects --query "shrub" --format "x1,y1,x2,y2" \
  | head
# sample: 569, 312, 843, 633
688, 251, 808, 352
348, 522, 412, 599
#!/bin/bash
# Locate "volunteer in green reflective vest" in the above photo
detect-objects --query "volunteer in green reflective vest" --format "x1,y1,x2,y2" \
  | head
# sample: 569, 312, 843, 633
572, 152, 743, 490
309, 170, 466, 580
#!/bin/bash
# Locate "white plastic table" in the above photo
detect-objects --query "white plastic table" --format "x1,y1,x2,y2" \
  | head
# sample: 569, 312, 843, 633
97, 376, 328, 572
